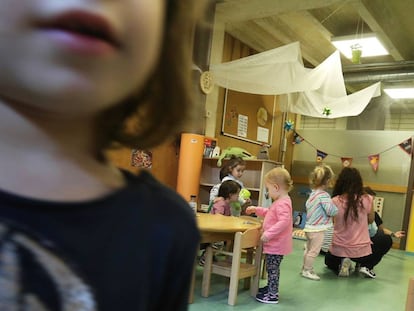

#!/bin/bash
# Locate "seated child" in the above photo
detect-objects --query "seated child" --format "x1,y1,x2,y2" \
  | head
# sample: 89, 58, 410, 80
209, 156, 250, 215
199, 180, 241, 265
210, 180, 242, 215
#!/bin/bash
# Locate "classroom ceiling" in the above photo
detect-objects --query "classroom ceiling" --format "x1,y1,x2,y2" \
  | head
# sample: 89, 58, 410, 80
215, 0, 414, 93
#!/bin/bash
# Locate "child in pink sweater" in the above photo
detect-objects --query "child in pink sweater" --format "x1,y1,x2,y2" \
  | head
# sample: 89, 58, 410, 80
246, 167, 293, 304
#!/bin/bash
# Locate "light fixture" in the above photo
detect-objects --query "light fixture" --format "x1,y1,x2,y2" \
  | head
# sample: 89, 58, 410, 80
383, 88, 414, 99
331, 33, 389, 60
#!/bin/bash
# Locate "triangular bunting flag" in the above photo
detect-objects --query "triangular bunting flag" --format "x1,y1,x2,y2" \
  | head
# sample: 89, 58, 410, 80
399, 138, 412, 156
293, 132, 304, 144
368, 154, 380, 172
316, 150, 328, 162
341, 157, 353, 167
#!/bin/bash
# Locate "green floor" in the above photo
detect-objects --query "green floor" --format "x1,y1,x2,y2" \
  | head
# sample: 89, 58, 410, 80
190, 239, 414, 311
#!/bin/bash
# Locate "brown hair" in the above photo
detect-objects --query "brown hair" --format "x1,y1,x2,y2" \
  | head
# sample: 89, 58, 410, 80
219, 156, 246, 180
97, 1, 206, 154
218, 180, 241, 199
265, 167, 293, 192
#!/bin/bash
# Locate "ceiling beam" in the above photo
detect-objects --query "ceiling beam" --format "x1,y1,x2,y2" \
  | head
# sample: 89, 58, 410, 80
216, 0, 348, 22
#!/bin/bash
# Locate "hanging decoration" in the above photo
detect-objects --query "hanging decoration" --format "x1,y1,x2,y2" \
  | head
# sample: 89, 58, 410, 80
291, 130, 412, 173
322, 107, 332, 116
316, 150, 328, 162
284, 120, 295, 131
293, 132, 304, 144
351, 17, 363, 64
341, 157, 353, 167
399, 138, 413, 156
210, 42, 381, 119
368, 154, 380, 172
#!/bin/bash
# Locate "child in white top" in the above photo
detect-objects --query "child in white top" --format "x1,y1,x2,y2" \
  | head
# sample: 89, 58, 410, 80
302, 164, 337, 280
209, 156, 250, 215
209, 156, 246, 201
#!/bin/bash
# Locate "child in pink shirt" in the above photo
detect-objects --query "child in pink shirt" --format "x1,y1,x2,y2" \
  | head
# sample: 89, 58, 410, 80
246, 167, 293, 304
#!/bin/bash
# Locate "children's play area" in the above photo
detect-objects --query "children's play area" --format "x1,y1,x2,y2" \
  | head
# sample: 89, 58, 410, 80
107, 1, 414, 309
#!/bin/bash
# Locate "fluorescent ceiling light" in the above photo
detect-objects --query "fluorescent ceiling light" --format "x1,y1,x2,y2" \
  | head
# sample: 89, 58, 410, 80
332, 33, 389, 59
384, 88, 414, 99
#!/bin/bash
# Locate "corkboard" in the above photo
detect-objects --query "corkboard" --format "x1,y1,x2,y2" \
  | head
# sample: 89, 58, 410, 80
221, 89, 275, 145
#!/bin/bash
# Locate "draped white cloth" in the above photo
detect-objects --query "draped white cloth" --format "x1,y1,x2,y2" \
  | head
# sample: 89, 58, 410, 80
210, 42, 381, 118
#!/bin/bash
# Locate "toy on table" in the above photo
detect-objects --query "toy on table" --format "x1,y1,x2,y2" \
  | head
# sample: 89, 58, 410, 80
230, 188, 251, 217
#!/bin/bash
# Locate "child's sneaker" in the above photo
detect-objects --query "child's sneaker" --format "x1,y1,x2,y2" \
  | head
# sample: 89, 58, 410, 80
212, 241, 224, 250
198, 250, 206, 266
258, 285, 268, 294
255, 292, 279, 304
338, 258, 352, 277
359, 266, 376, 279
302, 269, 320, 281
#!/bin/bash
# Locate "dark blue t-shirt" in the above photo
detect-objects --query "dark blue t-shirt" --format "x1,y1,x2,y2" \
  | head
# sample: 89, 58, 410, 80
0, 170, 200, 310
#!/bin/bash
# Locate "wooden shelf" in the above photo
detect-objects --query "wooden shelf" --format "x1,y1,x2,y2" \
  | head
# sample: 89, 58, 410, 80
198, 158, 281, 207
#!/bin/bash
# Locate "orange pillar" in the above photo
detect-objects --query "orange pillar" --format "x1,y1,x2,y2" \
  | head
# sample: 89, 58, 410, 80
176, 133, 205, 204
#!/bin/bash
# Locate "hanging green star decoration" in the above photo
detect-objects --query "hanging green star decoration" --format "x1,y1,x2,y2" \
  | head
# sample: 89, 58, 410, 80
284, 120, 294, 131
322, 107, 331, 116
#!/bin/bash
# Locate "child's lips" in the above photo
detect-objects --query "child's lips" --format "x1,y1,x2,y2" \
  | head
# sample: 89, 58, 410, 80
35, 10, 121, 55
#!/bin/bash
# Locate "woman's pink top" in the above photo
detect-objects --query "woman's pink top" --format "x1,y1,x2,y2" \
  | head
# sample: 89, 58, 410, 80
210, 198, 231, 216
255, 196, 292, 255
330, 194, 373, 258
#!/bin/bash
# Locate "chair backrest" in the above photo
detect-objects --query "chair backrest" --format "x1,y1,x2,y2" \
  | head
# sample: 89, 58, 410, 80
201, 226, 262, 306
234, 227, 261, 251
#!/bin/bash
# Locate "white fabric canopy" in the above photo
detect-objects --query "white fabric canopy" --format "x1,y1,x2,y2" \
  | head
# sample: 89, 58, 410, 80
210, 42, 381, 118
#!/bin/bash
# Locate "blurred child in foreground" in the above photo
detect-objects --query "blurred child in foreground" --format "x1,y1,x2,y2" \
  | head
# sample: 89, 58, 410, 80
0, 0, 204, 309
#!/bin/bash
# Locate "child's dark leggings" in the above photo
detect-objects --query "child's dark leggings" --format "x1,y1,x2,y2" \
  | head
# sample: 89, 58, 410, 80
266, 254, 284, 296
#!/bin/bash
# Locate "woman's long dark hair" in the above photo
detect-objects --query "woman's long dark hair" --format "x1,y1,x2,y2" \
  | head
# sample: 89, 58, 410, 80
332, 167, 364, 223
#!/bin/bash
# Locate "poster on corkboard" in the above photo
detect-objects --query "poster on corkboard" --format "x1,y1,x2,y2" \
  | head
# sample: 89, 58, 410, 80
221, 89, 275, 145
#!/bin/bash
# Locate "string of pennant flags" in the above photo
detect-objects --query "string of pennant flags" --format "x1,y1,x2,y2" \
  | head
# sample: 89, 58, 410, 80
291, 130, 413, 172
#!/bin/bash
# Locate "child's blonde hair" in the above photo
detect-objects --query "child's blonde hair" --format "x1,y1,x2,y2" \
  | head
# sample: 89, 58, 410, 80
309, 164, 334, 189
265, 167, 293, 192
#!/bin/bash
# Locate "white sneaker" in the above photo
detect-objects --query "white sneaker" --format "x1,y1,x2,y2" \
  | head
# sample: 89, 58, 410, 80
302, 269, 320, 281
338, 258, 352, 277
359, 266, 376, 279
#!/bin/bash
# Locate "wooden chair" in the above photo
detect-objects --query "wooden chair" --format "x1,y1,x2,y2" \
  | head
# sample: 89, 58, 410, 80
239, 216, 267, 279
201, 227, 263, 305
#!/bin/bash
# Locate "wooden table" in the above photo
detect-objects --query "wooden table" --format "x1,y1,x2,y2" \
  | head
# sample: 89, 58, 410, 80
197, 213, 262, 242
189, 213, 262, 303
